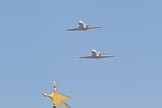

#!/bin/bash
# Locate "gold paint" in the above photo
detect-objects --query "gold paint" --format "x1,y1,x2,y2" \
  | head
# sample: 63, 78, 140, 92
43, 81, 71, 108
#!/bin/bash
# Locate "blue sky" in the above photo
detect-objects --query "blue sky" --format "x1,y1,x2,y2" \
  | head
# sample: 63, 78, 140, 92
0, 0, 162, 108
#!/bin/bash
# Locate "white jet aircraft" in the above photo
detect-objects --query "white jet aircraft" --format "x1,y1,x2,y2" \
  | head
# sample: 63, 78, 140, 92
79, 49, 114, 59
66, 20, 102, 31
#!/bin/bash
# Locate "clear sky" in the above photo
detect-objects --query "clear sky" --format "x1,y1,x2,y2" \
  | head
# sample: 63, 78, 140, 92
0, 0, 162, 108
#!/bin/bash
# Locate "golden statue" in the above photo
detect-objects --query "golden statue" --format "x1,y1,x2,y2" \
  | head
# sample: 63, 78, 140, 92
42, 81, 71, 108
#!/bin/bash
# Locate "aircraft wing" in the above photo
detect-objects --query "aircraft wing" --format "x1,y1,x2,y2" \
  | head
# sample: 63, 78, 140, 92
80, 55, 114, 59
79, 56, 93, 58
99, 55, 114, 58
87, 26, 102, 30
66, 28, 81, 31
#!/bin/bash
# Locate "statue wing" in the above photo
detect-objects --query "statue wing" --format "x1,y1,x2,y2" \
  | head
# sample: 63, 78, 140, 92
57, 92, 71, 100
54, 92, 71, 108
57, 101, 71, 108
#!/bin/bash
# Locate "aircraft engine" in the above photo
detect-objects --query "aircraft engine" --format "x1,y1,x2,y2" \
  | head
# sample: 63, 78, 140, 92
98, 52, 102, 56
